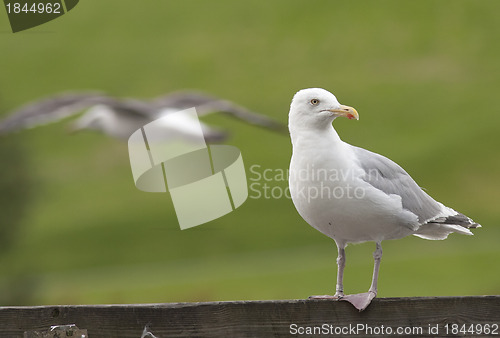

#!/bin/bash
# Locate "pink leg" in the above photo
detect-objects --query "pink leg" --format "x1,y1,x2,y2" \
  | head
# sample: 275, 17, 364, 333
340, 242, 382, 311
335, 245, 346, 297
309, 244, 346, 300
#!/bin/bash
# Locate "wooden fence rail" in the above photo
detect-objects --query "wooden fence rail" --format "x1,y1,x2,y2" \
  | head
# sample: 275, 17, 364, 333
0, 296, 499, 337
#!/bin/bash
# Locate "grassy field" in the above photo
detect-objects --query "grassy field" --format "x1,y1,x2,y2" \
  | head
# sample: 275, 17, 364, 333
0, 0, 499, 306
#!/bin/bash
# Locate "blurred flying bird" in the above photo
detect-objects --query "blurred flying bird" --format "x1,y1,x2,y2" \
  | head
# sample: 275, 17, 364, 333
0, 90, 286, 142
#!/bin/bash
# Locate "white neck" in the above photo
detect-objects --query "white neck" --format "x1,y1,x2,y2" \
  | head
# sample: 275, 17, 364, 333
290, 119, 342, 149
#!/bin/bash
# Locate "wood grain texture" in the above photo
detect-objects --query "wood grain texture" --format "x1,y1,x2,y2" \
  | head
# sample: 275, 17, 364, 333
0, 296, 499, 337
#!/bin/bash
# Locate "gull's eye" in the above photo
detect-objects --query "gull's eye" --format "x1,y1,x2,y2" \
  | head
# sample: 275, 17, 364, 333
310, 99, 320, 105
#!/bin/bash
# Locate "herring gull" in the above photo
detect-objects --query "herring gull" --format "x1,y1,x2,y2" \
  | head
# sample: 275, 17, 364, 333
288, 88, 480, 311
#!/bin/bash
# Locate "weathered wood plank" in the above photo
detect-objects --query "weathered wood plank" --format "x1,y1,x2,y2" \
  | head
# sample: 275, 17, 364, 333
0, 296, 499, 337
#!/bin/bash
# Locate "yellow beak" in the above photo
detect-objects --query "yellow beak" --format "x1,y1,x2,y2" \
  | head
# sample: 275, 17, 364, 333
327, 105, 359, 120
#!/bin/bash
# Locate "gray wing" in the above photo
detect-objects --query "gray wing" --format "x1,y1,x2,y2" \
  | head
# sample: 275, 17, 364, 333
0, 92, 155, 134
151, 90, 287, 133
351, 145, 479, 228
351, 145, 445, 224
150, 90, 222, 110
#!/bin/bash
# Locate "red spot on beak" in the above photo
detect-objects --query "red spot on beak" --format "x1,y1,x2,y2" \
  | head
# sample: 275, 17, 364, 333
347, 114, 355, 120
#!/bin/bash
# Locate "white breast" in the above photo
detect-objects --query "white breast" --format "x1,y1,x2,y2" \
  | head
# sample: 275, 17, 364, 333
289, 132, 417, 245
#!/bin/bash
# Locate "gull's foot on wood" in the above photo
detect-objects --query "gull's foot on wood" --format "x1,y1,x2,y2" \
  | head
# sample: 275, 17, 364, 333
340, 291, 376, 311
308, 294, 342, 300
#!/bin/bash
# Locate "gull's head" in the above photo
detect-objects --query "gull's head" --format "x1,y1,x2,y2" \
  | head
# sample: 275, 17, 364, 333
289, 88, 358, 130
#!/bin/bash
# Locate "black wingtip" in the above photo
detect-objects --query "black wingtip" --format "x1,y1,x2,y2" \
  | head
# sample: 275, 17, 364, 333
429, 212, 481, 229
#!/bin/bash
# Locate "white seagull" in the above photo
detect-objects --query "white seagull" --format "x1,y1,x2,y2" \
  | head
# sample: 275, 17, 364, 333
0, 90, 286, 142
288, 88, 480, 311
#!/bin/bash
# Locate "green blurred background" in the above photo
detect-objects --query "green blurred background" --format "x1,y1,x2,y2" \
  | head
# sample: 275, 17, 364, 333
0, 0, 498, 306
